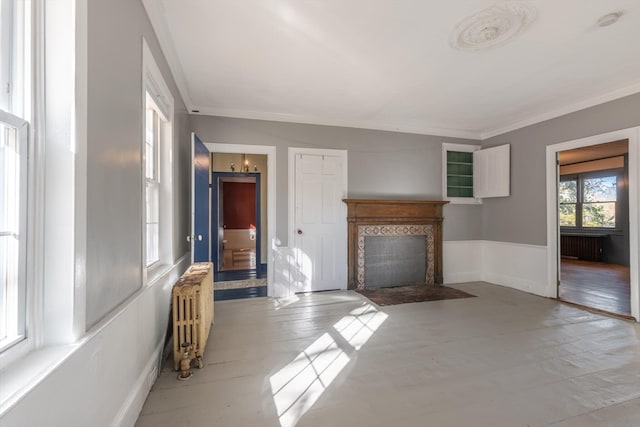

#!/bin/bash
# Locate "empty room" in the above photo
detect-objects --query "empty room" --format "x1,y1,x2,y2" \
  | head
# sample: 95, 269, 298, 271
1, 1, 639, 427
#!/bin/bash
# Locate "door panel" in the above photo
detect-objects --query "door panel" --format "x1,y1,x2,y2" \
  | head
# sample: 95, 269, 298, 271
191, 133, 210, 262
293, 153, 346, 292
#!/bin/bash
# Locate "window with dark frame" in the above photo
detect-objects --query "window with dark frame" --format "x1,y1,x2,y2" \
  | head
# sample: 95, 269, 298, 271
559, 170, 621, 230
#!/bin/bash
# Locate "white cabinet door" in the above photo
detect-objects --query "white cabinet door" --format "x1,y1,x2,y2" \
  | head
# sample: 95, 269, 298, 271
474, 144, 510, 198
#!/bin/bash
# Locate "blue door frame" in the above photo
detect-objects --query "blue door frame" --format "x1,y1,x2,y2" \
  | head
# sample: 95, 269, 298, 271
211, 172, 261, 276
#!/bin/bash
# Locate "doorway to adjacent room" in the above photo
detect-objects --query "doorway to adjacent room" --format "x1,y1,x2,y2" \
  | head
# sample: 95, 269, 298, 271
547, 127, 639, 321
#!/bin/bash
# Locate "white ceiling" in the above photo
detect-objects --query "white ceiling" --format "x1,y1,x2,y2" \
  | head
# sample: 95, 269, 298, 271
144, 0, 640, 140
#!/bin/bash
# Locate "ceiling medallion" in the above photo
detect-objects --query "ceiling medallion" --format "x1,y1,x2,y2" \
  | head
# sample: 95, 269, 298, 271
450, 2, 537, 51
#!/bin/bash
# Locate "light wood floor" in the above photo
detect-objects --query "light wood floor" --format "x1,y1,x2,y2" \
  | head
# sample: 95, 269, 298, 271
560, 259, 631, 317
137, 282, 640, 427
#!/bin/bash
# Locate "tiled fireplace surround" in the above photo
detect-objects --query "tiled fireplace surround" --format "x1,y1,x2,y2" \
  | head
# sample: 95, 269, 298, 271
343, 199, 448, 290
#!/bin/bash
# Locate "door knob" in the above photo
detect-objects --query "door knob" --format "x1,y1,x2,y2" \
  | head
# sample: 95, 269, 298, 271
297, 229, 303, 235
197, 235, 203, 241
186, 235, 191, 242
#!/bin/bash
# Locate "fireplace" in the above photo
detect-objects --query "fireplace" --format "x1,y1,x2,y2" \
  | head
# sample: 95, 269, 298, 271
343, 199, 448, 290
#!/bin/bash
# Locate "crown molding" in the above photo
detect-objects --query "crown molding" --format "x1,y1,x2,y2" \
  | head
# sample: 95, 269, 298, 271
142, 0, 194, 112
191, 107, 482, 140
481, 80, 640, 139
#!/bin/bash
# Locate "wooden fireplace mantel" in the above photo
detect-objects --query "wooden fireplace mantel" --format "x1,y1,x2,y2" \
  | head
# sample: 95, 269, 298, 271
343, 199, 449, 289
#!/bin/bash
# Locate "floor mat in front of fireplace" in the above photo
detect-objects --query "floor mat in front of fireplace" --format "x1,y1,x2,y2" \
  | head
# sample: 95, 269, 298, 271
356, 284, 476, 306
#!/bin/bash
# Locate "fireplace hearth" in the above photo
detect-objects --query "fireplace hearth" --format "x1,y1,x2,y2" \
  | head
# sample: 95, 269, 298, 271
343, 199, 448, 290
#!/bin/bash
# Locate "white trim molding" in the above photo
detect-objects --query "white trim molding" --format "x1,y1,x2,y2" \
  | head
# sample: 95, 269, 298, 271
546, 126, 640, 321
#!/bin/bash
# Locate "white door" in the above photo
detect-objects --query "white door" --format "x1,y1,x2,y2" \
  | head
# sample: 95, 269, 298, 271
292, 152, 347, 292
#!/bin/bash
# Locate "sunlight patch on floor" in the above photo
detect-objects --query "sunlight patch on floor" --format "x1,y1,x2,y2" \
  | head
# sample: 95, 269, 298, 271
270, 301, 387, 427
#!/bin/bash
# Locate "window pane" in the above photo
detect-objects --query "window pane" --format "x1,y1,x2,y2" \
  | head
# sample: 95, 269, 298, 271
0, 115, 24, 346
146, 183, 159, 223
145, 107, 157, 181
146, 223, 159, 266
583, 202, 615, 228
145, 181, 159, 266
559, 204, 576, 227
583, 176, 616, 202
559, 180, 576, 203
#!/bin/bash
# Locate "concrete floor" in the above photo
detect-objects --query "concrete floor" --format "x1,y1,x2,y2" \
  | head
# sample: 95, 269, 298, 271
136, 282, 640, 427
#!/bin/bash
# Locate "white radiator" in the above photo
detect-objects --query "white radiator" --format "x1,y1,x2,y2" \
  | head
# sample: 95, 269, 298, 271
172, 262, 214, 370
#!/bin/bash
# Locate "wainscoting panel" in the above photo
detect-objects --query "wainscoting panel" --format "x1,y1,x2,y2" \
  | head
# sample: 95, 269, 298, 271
444, 240, 550, 298
482, 241, 550, 297
443, 240, 483, 284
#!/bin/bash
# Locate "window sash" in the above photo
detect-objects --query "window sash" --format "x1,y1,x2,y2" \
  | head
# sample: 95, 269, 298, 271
144, 97, 162, 268
145, 179, 160, 267
559, 172, 620, 230
0, 109, 28, 352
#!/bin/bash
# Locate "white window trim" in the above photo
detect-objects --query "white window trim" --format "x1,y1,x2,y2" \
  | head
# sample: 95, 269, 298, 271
442, 142, 481, 205
142, 39, 174, 284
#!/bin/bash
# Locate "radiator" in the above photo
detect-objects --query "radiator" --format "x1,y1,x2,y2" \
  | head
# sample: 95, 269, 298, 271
172, 262, 214, 371
560, 234, 604, 262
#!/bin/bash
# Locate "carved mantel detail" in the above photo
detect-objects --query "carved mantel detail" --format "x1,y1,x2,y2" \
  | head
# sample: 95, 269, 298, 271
343, 199, 449, 290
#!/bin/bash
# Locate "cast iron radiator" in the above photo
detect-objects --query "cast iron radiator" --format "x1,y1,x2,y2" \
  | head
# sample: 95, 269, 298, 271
560, 234, 605, 262
172, 262, 214, 370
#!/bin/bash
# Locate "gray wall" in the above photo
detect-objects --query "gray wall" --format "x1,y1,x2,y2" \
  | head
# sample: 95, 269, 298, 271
191, 116, 482, 245
482, 93, 640, 246
86, 0, 190, 328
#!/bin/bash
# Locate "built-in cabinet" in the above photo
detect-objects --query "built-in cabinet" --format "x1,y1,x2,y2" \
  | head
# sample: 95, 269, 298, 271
442, 143, 510, 203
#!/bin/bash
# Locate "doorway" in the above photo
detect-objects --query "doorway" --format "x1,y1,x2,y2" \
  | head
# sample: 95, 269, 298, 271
208, 147, 273, 300
557, 140, 631, 316
546, 127, 639, 321
213, 173, 260, 274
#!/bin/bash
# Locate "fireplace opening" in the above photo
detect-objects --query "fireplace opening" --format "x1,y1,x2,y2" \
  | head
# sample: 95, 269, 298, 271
364, 235, 427, 288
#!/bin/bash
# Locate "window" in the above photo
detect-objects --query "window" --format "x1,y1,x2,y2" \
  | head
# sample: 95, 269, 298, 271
582, 175, 616, 228
0, 111, 27, 352
142, 40, 173, 273
1, 0, 30, 356
559, 179, 577, 227
145, 100, 161, 266
559, 171, 620, 229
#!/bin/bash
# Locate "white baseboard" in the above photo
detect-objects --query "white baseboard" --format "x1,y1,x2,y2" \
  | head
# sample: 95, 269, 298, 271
111, 339, 163, 427
444, 240, 550, 297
